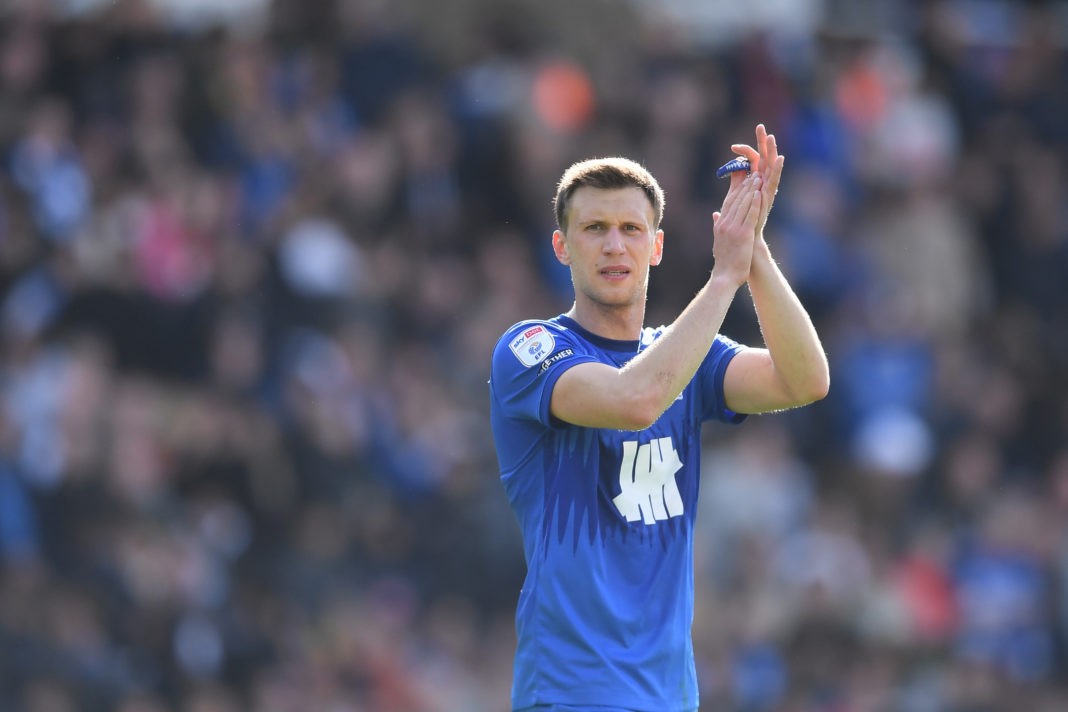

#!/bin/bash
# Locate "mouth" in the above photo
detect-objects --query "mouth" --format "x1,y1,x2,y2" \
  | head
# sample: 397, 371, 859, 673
600, 267, 631, 280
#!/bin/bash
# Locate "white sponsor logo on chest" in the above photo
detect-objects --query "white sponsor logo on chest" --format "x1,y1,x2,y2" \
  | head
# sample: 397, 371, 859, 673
613, 437, 685, 524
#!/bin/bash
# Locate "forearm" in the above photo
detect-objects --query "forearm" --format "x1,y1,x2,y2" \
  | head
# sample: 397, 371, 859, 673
550, 273, 743, 431
620, 176, 764, 422
615, 272, 743, 427
746, 241, 830, 402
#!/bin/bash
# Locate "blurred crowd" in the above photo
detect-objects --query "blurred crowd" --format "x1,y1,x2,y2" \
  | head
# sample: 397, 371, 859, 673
1, 0, 1067, 710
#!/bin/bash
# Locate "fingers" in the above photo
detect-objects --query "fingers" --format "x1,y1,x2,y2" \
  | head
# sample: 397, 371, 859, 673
731, 180, 761, 228
717, 124, 786, 238
720, 173, 762, 227
755, 123, 768, 160
758, 128, 776, 179
744, 184, 763, 230
727, 164, 749, 192
759, 135, 784, 224
721, 164, 753, 211
761, 131, 782, 195
765, 153, 784, 200
748, 126, 784, 231
720, 174, 751, 224
732, 124, 774, 178
766, 132, 779, 165
731, 143, 759, 163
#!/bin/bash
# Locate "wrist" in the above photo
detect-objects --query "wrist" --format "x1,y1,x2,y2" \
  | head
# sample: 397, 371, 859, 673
708, 268, 746, 292
749, 239, 773, 272
753, 235, 772, 257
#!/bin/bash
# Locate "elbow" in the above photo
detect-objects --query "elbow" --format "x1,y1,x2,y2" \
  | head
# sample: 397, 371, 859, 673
617, 404, 661, 431
800, 365, 831, 405
782, 361, 830, 408
811, 372, 831, 402
616, 388, 666, 431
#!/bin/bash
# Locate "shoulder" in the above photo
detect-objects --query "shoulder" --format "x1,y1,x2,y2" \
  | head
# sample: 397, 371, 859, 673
495, 320, 557, 370
494, 318, 586, 369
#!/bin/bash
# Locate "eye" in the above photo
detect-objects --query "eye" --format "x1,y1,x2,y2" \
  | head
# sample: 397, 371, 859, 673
624, 224, 641, 232
585, 223, 603, 231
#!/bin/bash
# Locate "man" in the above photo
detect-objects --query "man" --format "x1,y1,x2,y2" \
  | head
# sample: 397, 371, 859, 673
489, 125, 829, 712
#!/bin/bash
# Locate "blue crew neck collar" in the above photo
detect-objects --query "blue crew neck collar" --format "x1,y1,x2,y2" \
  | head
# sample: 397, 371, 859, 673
556, 314, 642, 352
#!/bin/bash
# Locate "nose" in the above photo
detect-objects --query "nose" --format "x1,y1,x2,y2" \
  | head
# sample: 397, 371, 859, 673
602, 227, 626, 254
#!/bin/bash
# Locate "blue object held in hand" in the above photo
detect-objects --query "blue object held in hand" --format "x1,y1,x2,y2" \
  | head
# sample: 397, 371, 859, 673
716, 157, 750, 179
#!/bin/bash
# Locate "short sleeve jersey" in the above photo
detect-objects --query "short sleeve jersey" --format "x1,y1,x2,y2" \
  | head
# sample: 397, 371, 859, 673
489, 314, 746, 712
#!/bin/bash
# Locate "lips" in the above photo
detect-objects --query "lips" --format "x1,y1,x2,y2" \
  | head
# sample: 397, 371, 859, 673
600, 266, 631, 279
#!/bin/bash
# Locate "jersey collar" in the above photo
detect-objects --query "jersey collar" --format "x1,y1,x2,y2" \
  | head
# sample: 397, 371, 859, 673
556, 315, 643, 353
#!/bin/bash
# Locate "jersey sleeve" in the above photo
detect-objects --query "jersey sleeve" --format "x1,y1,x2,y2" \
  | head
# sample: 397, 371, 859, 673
696, 333, 748, 424
490, 321, 597, 428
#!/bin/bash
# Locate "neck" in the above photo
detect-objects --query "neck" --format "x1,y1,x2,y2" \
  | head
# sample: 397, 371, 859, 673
566, 299, 646, 341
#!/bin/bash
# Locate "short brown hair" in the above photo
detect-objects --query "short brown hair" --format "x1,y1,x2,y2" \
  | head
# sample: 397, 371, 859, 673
553, 157, 665, 232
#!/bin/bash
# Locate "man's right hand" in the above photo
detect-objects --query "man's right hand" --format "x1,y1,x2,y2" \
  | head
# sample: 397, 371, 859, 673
711, 171, 762, 288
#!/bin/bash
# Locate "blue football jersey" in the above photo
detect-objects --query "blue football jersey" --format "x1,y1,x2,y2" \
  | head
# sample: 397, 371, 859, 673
489, 315, 746, 712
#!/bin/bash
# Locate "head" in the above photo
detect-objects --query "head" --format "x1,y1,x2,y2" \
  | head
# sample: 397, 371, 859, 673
553, 157, 665, 234
551, 158, 666, 315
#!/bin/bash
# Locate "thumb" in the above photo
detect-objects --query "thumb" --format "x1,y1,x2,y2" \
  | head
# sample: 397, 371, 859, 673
713, 211, 721, 225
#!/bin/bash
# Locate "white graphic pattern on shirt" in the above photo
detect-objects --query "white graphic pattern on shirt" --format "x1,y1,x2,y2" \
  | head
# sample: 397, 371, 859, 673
612, 437, 684, 524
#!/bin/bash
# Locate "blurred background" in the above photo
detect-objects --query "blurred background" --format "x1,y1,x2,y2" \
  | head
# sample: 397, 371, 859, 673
1, 0, 1067, 710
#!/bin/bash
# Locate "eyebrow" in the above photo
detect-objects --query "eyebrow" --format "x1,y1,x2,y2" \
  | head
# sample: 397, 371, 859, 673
576, 216, 647, 226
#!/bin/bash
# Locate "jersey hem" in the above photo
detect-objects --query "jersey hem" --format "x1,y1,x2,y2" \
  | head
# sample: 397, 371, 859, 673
512, 691, 699, 712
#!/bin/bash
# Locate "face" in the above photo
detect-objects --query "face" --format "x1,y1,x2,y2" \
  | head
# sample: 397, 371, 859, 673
553, 186, 664, 311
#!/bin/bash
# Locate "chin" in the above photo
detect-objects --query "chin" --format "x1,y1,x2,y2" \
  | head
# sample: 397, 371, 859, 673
588, 292, 643, 310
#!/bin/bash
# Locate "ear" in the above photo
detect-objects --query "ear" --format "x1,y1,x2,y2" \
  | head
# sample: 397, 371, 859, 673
649, 229, 664, 266
552, 230, 571, 265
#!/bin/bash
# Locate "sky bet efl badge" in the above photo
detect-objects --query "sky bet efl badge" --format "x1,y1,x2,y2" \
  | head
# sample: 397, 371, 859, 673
510, 325, 555, 367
